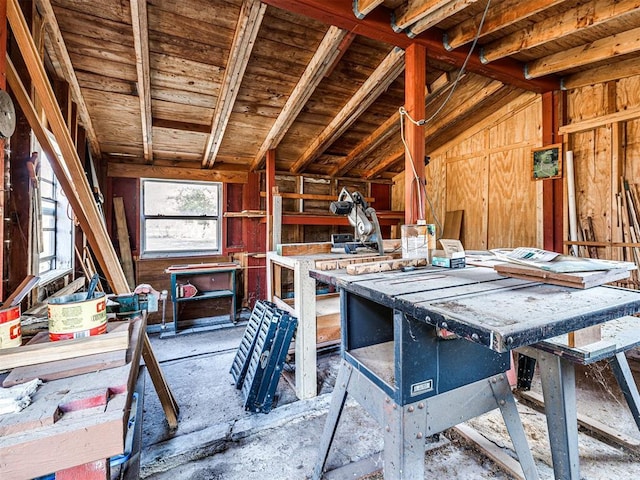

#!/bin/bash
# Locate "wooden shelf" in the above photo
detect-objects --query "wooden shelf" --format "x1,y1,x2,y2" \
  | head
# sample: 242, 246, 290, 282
174, 289, 235, 303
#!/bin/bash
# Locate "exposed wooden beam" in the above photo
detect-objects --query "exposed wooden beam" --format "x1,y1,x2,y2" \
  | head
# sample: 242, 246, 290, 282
365, 76, 504, 178
250, 26, 348, 171
152, 118, 211, 134
289, 47, 405, 174
202, 0, 266, 168
353, 0, 385, 19
407, 0, 480, 37
260, 0, 560, 92
34, 0, 101, 159
561, 56, 640, 90
558, 105, 640, 135
392, 0, 455, 32
330, 71, 454, 177
107, 162, 249, 184
130, 0, 153, 164
525, 26, 640, 79
481, 0, 640, 64
443, 0, 566, 51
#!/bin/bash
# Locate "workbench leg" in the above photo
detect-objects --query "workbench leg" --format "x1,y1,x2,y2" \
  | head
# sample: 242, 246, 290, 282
312, 361, 353, 480
609, 351, 640, 431
538, 352, 580, 480
382, 399, 427, 479
489, 375, 539, 480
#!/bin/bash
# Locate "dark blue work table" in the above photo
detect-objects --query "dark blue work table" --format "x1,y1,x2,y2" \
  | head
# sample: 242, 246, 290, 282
310, 265, 640, 479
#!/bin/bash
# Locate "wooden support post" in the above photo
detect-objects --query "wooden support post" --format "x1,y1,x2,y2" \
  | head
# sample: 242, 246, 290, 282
404, 44, 426, 224
541, 91, 563, 252
266, 149, 276, 250
0, 0, 6, 300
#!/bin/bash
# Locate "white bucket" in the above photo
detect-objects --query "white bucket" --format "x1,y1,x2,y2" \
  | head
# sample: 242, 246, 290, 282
48, 292, 107, 341
0, 305, 22, 349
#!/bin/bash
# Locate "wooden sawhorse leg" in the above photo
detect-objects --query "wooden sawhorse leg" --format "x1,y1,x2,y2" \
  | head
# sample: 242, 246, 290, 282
609, 351, 640, 430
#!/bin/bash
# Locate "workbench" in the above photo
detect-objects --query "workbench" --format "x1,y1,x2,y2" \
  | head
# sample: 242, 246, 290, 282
0, 314, 145, 480
309, 265, 640, 479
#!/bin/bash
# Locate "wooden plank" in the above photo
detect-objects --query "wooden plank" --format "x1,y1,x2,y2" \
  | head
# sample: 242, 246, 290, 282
24, 277, 85, 317
393, 0, 457, 31
442, 210, 464, 240
276, 242, 332, 256
203, 0, 266, 167
408, 0, 480, 36
141, 333, 179, 429
107, 162, 249, 184
315, 255, 393, 271
0, 390, 64, 436
130, 0, 153, 163
346, 257, 428, 275
259, 191, 375, 202
494, 263, 630, 289
562, 56, 640, 90
113, 197, 135, 290
2, 275, 38, 306
568, 325, 602, 348
558, 105, 640, 135
353, 0, 385, 18
0, 324, 130, 371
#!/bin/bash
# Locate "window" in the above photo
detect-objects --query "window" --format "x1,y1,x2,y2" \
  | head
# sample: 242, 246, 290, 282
38, 152, 73, 275
141, 179, 222, 257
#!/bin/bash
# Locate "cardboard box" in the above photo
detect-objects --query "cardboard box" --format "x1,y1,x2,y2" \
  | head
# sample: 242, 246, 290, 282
432, 256, 466, 268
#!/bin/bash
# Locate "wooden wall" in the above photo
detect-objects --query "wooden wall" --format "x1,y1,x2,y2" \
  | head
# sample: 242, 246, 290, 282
395, 91, 542, 250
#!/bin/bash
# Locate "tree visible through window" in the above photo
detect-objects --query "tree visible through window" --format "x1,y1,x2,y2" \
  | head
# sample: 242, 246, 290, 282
141, 179, 221, 256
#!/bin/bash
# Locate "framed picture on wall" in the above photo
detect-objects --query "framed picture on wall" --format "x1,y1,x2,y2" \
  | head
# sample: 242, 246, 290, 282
532, 144, 562, 180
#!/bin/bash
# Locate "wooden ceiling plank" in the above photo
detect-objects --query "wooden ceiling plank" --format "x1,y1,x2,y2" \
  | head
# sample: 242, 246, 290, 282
353, 0, 386, 19
443, 0, 566, 51
407, 0, 481, 37
152, 118, 212, 134
365, 77, 502, 178
35, 0, 101, 159
332, 70, 454, 177
392, 0, 454, 32
202, 0, 266, 168
525, 25, 640, 79
481, 0, 640, 64
7, 0, 128, 293
108, 162, 249, 184
250, 26, 348, 171
130, 0, 153, 163
562, 56, 640, 90
289, 47, 406, 174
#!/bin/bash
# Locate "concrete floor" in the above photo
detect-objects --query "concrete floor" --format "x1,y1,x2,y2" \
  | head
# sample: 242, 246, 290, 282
139, 323, 640, 480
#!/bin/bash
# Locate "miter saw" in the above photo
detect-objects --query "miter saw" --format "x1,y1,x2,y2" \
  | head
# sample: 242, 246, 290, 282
329, 187, 384, 255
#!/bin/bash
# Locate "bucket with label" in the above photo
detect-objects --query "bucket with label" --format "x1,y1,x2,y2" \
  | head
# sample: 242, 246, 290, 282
0, 305, 22, 349
48, 292, 107, 341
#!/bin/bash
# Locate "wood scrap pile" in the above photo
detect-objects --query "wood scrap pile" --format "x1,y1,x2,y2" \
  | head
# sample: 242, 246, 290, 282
613, 177, 640, 288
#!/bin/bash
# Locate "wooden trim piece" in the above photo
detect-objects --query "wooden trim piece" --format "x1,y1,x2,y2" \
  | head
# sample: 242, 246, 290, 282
353, 0, 385, 19
0, 326, 129, 370
525, 26, 640, 79
113, 197, 135, 290
290, 47, 406, 174
107, 162, 249, 183
130, 0, 153, 163
481, 0, 640, 64
202, 0, 266, 168
251, 26, 348, 171
393, 0, 460, 32
408, 0, 480, 37
558, 106, 640, 135
444, 0, 564, 51
34, 0, 101, 160
259, 191, 374, 202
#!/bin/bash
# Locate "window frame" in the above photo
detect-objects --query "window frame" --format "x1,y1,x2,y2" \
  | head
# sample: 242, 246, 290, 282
140, 178, 223, 258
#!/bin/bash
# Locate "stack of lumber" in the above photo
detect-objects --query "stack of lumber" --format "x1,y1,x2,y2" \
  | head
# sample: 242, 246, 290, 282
613, 177, 640, 287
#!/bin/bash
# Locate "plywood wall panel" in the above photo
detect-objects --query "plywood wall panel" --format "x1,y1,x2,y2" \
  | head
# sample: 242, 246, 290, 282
567, 84, 606, 123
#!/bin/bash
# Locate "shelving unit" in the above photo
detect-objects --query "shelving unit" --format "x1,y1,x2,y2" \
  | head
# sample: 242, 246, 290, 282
166, 263, 239, 334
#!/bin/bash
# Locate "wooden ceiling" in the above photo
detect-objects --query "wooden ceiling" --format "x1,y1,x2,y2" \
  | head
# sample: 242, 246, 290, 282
31, 0, 640, 180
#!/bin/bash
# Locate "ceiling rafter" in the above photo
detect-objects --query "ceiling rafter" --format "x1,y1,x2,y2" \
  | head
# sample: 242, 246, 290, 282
202, 0, 266, 168
289, 47, 406, 174
353, 0, 386, 19
481, 0, 640, 64
525, 25, 640, 79
562, 56, 640, 90
250, 26, 349, 171
35, 0, 101, 159
260, 0, 560, 93
365, 76, 504, 178
330, 71, 454, 177
407, 0, 481, 37
130, 0, 153, 164
392, 0, 457, 32
443, 0, 566, 51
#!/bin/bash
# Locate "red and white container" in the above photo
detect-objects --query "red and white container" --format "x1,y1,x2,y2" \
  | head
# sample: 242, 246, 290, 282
0, 305, 22, 349
48, 292, 107, 341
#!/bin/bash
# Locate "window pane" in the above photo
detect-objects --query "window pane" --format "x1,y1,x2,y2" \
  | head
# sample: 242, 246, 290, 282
41, 180, 55, 199
144, 218, 218, 252
41, 230, 56, 257
144, 181, 218, 216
